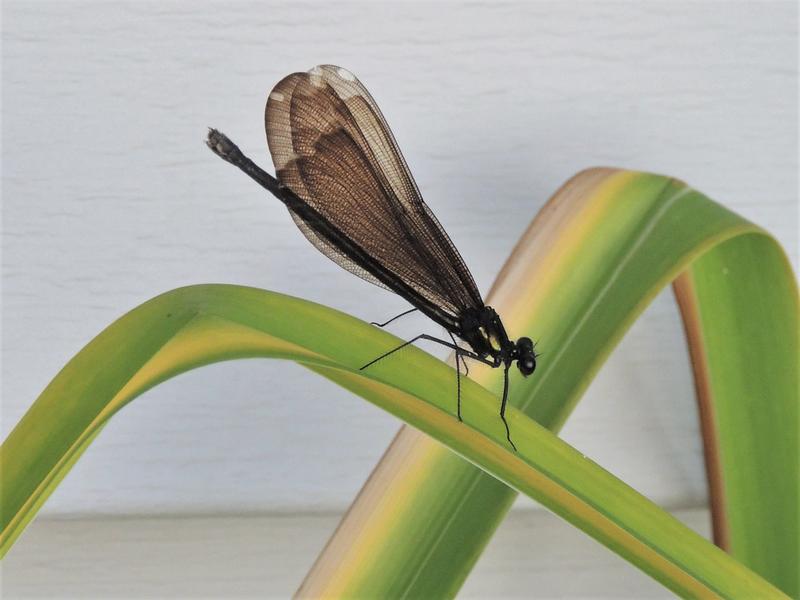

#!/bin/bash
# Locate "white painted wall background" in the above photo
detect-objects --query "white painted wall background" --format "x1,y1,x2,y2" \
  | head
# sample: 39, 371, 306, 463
3, 1, 797, 523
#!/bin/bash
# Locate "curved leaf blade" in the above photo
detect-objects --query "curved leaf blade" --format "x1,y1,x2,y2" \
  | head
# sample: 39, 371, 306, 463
675, 235, 799, 596
0, 284, 787, 598
298, 169, 798, 598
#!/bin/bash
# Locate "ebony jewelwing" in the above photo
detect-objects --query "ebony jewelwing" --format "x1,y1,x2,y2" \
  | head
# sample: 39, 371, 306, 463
206, 65, 537, 450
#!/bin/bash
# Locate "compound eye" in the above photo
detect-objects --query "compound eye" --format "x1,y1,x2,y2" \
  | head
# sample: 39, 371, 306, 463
517, 337, 534, 351
518, 357, 536, 376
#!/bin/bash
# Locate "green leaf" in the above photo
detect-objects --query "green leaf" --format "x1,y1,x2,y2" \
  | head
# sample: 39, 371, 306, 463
0, 283, 788, 598
675, 235, 798, 595
2, 169, 796, 599
298, 169, 798, 598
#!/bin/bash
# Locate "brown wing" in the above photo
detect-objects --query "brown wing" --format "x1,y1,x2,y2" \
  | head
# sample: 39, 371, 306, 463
265, 65, 483, 326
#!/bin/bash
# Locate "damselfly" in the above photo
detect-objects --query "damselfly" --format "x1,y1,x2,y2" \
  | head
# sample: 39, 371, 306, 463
206, 65, 537, 449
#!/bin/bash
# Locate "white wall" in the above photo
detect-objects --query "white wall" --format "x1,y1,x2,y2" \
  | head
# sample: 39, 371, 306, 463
3, 1, 797, 521
2, 509, 712, 599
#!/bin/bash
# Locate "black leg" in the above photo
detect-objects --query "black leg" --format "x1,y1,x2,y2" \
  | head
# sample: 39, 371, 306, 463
499, 364, 517, 452
360, 334, 426, 370
360, 333, 494, 371
453, 343, 470, 376
448, 332, 463, 421
454, 350, 462, 421
360, 333, 496, 424
370, 307, 418, 328
445, 331, 470, 376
